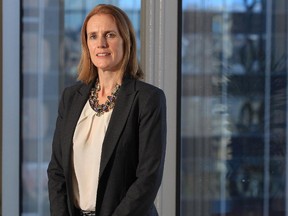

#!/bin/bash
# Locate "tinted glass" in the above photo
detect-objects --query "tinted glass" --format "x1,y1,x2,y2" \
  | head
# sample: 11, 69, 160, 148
180, 0, 288, 215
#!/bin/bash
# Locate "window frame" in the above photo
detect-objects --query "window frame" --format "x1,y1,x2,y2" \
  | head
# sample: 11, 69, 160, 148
141, 0, 178, 215
2, 0, 21, 215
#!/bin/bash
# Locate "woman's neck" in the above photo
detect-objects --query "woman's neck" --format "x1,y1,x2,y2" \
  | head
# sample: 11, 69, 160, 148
97, 70, 122, 100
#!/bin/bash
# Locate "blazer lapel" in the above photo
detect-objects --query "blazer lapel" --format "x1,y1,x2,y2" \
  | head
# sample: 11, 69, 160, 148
99, 78, 136, 178
62, 82, 93, 174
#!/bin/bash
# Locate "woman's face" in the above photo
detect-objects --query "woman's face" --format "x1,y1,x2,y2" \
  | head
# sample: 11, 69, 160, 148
86, 14, 124, 73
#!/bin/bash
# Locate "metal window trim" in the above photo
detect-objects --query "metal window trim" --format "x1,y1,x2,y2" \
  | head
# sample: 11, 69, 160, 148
141, 1, 177, 215
2, 0, 20, 215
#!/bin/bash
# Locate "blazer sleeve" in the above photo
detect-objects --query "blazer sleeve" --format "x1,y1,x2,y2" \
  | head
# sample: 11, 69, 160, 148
47, 88, 70, 216
112, 88, 167, 216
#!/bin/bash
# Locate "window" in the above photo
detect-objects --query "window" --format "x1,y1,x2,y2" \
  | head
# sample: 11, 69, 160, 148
21, 1, 141, 215
180, 0, 288, 215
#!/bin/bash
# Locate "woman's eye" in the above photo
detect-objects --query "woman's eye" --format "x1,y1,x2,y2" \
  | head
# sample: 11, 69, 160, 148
89, 34, 96, 40
106, 32, 116, 38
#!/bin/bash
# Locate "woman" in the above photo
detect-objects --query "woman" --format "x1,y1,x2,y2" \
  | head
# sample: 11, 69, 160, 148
47, 4, 167, 216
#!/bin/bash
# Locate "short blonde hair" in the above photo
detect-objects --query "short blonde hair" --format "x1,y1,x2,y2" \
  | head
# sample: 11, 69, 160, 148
77, 4, 143, 84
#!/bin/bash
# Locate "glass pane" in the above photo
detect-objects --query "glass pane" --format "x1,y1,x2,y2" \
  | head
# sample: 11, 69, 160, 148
21, 1, 141, 215
180, 0, 288, 215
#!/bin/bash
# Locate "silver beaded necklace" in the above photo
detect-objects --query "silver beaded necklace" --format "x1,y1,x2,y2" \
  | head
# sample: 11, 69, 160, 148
88, 79, 121, 117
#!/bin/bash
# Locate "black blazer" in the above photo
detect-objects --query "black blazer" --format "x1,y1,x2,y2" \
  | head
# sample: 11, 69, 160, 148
47, 77, 167, 216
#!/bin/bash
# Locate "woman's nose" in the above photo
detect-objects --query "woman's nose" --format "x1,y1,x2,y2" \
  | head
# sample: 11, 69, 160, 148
97, 37, 107, 48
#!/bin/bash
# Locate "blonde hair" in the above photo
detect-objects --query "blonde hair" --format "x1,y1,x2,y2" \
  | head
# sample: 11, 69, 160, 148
77, 4, 143, 84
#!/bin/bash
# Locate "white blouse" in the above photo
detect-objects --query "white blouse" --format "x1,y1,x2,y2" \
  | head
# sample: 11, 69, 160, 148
72, 101, 112, 211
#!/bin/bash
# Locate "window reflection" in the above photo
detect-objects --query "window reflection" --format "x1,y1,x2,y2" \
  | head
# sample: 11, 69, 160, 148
21, 1, 140, 215
181, 0, 288, 215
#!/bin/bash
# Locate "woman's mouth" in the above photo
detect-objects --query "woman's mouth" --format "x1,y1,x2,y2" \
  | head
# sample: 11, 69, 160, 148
96, 52, 111, 57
